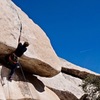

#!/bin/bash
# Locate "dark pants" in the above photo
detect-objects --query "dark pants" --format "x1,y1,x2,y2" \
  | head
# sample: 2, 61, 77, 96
8, 63, 19, 78
5, 54, 19, 78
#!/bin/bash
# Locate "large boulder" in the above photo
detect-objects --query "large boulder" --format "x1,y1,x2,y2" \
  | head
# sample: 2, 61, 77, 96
60, 58, 99, 79
36, 58, 100, 100
0, 0, 61, 77
37, 73, 85, 99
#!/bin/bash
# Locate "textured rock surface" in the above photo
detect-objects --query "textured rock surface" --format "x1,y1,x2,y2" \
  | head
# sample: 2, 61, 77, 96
36, 58, 100, 100
0, 0, 100, 100
0, 0, 61, 77
49, 88, 78, 100
37, 73, 84, 99
60, 58, 99, 79
60, 58, 99, 75
0, 65, 60, 100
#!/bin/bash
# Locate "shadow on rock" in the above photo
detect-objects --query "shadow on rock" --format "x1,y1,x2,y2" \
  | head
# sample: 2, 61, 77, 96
0, 63, 45, 93
26, 73, 45, 92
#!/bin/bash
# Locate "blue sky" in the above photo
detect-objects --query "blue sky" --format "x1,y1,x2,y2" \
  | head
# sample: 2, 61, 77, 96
12, 0, 100, 73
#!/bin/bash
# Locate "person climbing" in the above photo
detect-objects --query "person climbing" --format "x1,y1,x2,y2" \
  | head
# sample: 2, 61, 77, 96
7, 53, 19, 81
7, 42, 29, 81
14, 42, 29, 57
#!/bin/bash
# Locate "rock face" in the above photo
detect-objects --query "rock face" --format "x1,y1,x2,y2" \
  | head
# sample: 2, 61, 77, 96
1, 58, 99, 100
0, 65, 60, 100
60, 58, 99, 79
0, 0, 100, 100
0, 0, 61, 77
37, 72, 84, 100
36, 58, 100, 100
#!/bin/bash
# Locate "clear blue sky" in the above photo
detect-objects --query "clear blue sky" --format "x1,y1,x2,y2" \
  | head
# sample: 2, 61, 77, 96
12, 0, 100, 73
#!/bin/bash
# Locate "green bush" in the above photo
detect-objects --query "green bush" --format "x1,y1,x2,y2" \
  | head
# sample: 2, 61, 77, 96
81, 74, 100, 100
83, 74, 100, 89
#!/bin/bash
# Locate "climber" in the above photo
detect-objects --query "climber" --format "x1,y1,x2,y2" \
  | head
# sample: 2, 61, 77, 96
14, 42, 29, 57
7, 53, 19, 81
6, 42, 29, 81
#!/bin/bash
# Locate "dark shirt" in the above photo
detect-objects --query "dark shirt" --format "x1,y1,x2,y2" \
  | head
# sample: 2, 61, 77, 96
14, 43, 27, 57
